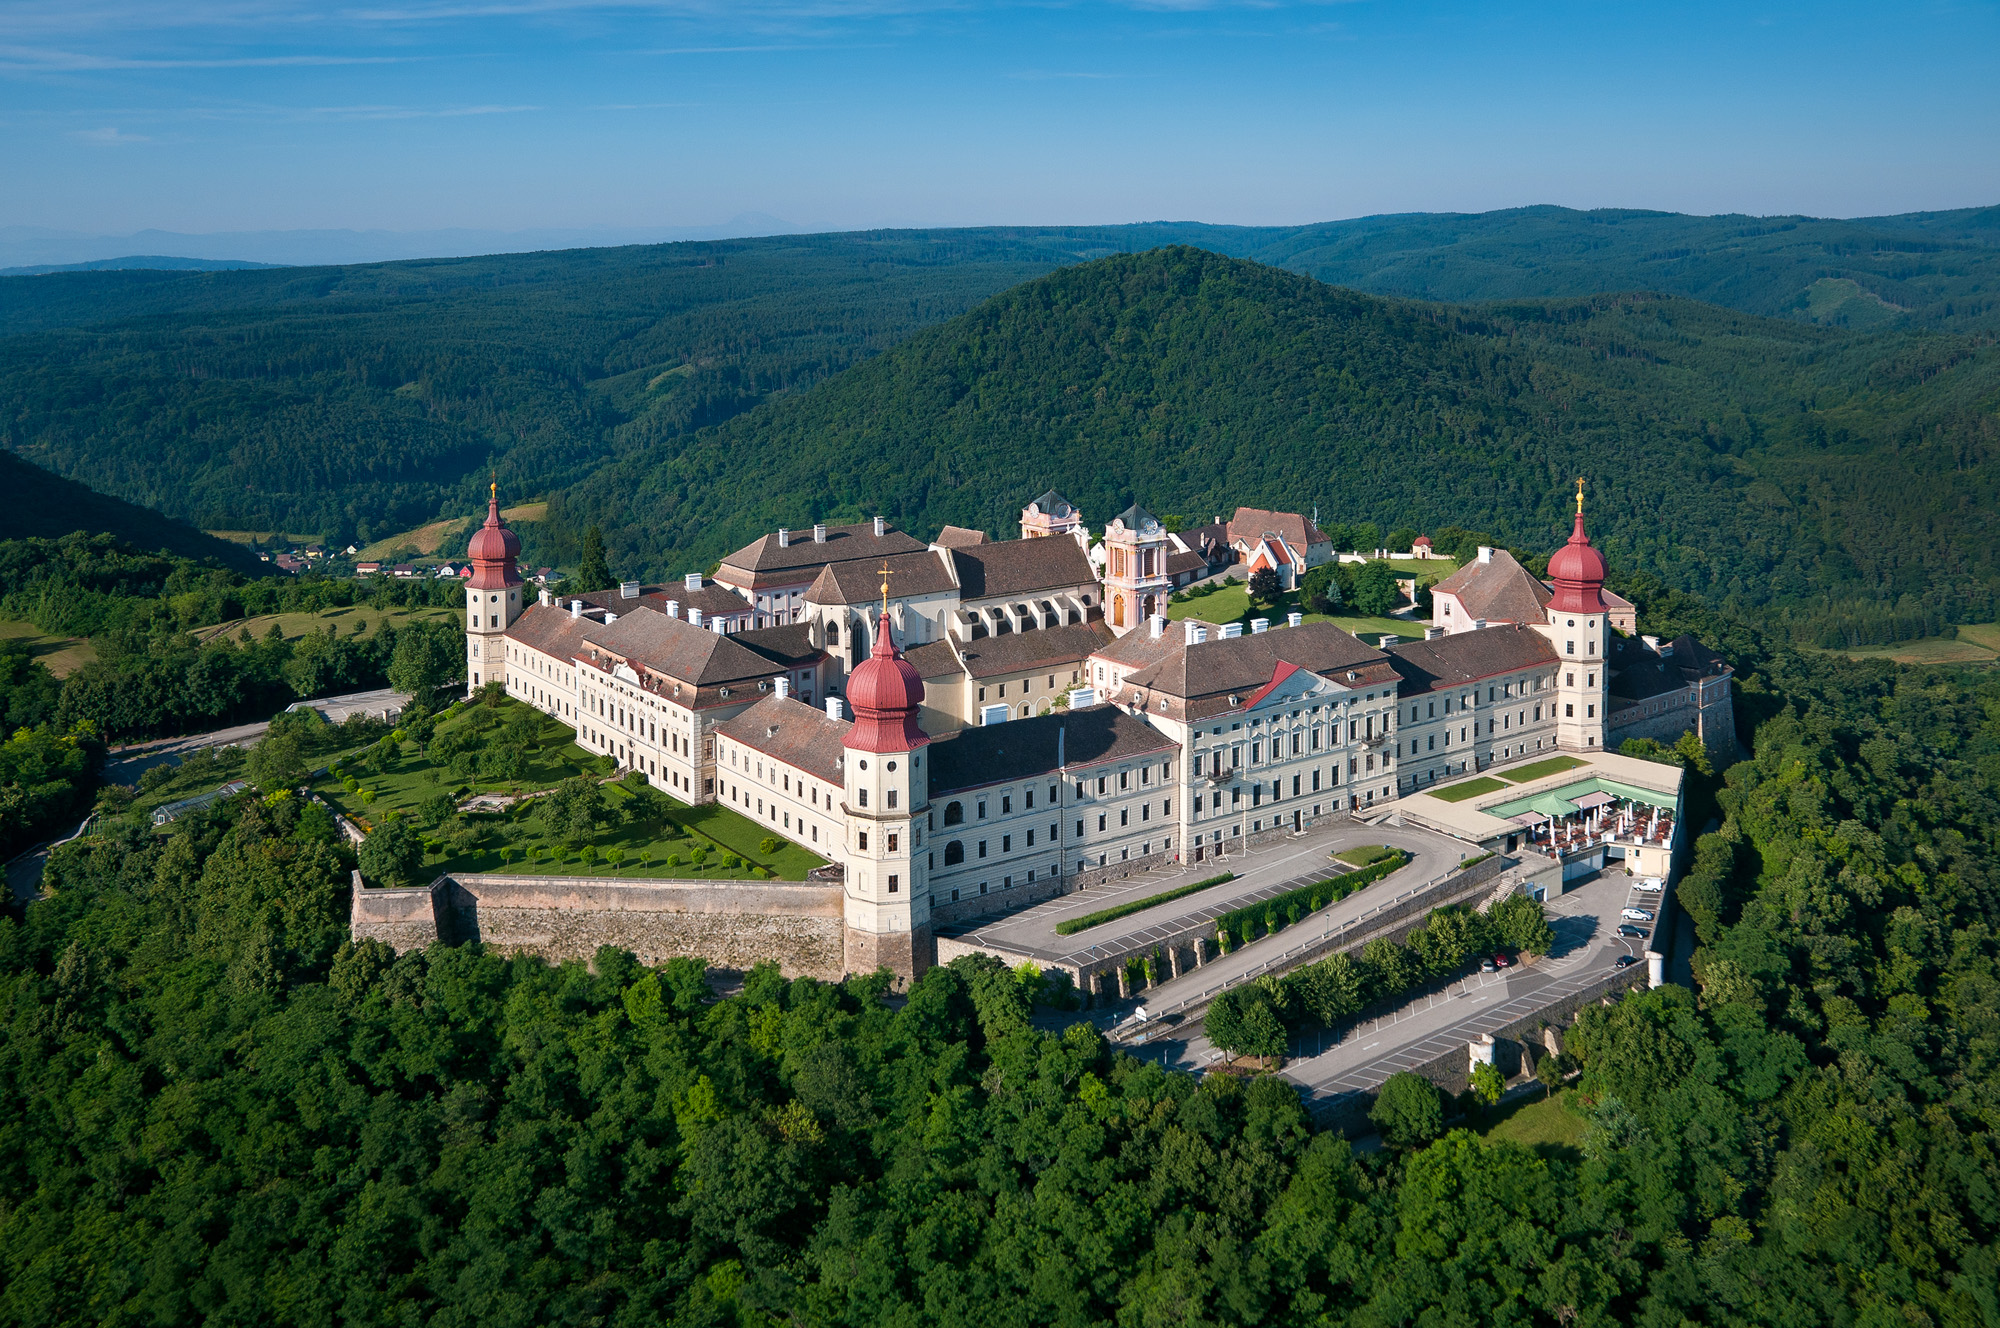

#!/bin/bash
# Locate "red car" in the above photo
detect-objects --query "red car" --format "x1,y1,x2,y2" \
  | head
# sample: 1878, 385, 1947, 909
1492, 952, 1513, 969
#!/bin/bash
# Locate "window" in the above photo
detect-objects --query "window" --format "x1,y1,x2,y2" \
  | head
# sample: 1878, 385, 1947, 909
977, 800, 988, 819
888, 833, 899, 852
1075, 820, 1084, 837
978, 840, 988, 858
1119, 809, 1129, 827
944, 801, 964, 825
1097, 814, 1106, 832
1003, 834, 1012, 853
857, 788, 868, 808
858, 832, 869, 850
945, 841, 965, 866
1024, 788, 1035, 809
888, 874, 899, 894
887, 790, 899, 809
1002, 795, 1012, 814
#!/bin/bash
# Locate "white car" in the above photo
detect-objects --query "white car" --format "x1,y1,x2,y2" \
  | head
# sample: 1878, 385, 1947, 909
1633, 878, 1664, 893
1621, 907, 1656, 922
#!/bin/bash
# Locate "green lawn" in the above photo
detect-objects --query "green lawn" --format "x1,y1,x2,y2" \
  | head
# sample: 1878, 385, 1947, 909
1334, 843, 1399, 868
1428, 775, 1508, 803
0, 618, 98, 677
1498, 755, 1589, 784
1165, 585, 1417, 644
315, 696, 826, 881
1380, 557, 1459, 584
1477, 1089, 1587, 1159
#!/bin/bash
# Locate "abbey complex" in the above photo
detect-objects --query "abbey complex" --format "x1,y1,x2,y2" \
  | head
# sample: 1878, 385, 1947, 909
440, 485, 1733, 980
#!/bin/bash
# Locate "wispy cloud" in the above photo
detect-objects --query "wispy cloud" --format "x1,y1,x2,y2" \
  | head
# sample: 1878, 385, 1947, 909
0, 44, 420, 70
70, 125, 150, 144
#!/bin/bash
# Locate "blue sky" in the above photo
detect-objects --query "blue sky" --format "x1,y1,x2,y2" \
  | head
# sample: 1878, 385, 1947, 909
4, 0, 1997, 235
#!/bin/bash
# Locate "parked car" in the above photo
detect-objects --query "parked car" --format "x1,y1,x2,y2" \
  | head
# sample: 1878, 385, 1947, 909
1633, 877, 1664, 893
1621, 907, 1656, 922
1479, 959, 1497, 973
1617, 924, 1650, 938
1492, 952, 1513, 968
1614, 954, 1640, 969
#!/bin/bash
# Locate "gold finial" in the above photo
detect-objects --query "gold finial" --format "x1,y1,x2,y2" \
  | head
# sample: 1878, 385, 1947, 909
1574, 476, 1585, 517
878, 560, 894, 618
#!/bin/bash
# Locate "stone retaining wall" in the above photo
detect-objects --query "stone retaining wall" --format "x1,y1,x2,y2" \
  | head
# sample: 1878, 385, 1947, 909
350, 870, 849, 980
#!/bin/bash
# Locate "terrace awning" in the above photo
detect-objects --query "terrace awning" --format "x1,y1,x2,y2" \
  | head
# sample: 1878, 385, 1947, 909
1527, 792, 1580, 818
1573, 791, 1615, 810
1509, 812, 1549, 827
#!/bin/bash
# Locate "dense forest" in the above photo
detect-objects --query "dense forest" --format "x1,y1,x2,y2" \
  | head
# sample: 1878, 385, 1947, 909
0, 451, 265, 574
563, 248, 2000, 643
3, 206, 1996, 630
2, 597, 1997, 1324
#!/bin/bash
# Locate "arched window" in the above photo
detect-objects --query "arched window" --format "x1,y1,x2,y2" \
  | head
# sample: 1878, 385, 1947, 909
943, 801, 964, 826
944, 840, 965, 866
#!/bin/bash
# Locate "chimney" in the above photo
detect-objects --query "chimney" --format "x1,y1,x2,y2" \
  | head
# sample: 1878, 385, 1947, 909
1251, 618, 1270, 634
873, 515, 886, 537
685, 571, 702, 591
778, 527, 792, 548
569, 599, 582, 619
1222, 623, 1243, 639
1183, 620, 1201, 645
813, 523, 827, 543
1377, 633, 1397, 648
665, 599, 680, 619
619, 579, 640, 600
1477, 546, 1493, 564
689, 607, 704, 629
538, 588, 551, 607
826, 697, 845, 721
776, 677, 790, 700
1149, 615, 1164, 639
712, 617, 725, 634
1286, 611, 1302, 628
604, 612, 618, 625
1425, 626, 1443, 640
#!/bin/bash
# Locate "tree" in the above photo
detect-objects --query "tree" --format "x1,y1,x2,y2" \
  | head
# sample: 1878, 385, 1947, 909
574, 525, 613, 593
388, 621, 461, 701
1489, 893, 1555, 956
1371, 1071, 1444, 1149
1351, 561, 1399, 617
1300, 563, 1342, 615
1248, 566, 1282, 604
1535, 1053, 1564, 1099
544, 775, 606, 848
418, 790, 457, 829
247, 723, 308, 790
1470, 1060, 1505, 1107
358, 816, 425, 888
1386, 526, 1418, 555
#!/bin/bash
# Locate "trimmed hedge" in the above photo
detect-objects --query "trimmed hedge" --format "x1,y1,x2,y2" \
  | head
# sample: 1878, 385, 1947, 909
1055, 871, 1238, 936
1216, 849, 1411, 948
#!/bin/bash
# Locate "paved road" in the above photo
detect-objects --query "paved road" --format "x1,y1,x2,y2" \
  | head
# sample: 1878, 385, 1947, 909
102, 687, 408, 784
948, 819, 1473, 974
1121, 868, 1666, 1102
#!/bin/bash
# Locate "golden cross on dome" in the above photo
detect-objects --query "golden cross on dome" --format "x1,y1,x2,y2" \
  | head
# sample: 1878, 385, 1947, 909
1574, 476, 1586, 516
878, 560, 895, 617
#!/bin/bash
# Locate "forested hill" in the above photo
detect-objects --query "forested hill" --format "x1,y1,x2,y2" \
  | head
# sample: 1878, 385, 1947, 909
560, 247, 2000, 636
0, 450, 265, 574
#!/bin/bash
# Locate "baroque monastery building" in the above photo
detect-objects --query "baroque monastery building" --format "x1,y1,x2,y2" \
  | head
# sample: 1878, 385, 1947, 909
468, 485, 1734, 978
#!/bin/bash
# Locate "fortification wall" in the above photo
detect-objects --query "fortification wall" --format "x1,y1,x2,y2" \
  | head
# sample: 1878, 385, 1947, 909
351, 871, 849, 980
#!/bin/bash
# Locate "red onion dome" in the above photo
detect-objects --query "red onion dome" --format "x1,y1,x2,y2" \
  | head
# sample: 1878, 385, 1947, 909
1547, 512, 1608, 613
467, 488, 523, 590
844, 612, 929, 753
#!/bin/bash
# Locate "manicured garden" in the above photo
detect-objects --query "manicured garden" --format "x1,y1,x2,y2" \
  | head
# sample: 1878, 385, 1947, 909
1427, 775, 1508, 802
311, 692, 826, 884
1214, 846, 1410, 950
1055, 871, 1237, 936
1498, 754, 1589, 784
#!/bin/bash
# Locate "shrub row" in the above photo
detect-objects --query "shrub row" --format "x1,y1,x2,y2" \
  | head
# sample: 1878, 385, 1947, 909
1055, 871, 1238, 936
1216, 849, 1411, 949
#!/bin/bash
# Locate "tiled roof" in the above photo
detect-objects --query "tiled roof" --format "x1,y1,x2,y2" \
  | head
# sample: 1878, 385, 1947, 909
1090, 624, 1184, 670
733, 622, 823, 669
1026, 490, 1074, 518
579, 606, 789, 687
714, 695, 849, 783
935, 525, 988, 548
950, 538, 1097, 601
1227, 506, 1328, 551
805, 548, 954, 605
504, 602, 603, 659
1430, 548, 1553, 625
1120, 621, 1394, 705
1384, 625, 1561, 695
928, 704, 1177, 794
1166, 548, 1209, 577
1606, 633, 1731, 704
953, 620, 1112, 680
720, 520, 926, 579
904, 638, 967, 680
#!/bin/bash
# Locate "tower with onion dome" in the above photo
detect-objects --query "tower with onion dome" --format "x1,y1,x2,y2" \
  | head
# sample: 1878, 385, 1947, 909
839, 578, 933, 980
465, 484, 525, 694
1534, 479, 1612, 751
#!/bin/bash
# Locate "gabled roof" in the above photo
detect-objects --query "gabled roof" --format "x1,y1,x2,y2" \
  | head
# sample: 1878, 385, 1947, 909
1116, 622, 1396, 722
1384, 625, 1561, 695
579, 606, 791, 687
935, 525, 989, 548
504, 602, 603, 659
805, 549, 955, 606
928, 705, 1177, 794
714, 695, 848, 783
953, 620, 1113, 680
950, 538, 1097, 601
1430, 548, 1553, 625
719, 520, 926, 581
904, 638, 967, 681
733, 622, 823, 670
1226, 506, 1328, 551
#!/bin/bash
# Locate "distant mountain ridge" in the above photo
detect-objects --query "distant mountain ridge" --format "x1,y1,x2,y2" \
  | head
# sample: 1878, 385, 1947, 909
0, 255, 285, 277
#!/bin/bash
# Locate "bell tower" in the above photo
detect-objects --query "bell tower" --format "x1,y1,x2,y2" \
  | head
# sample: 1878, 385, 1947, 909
840, 583, 933, 982
465, 484, 525, 694
1536, 479, 1610, 751
1103, 502, 1172, 636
